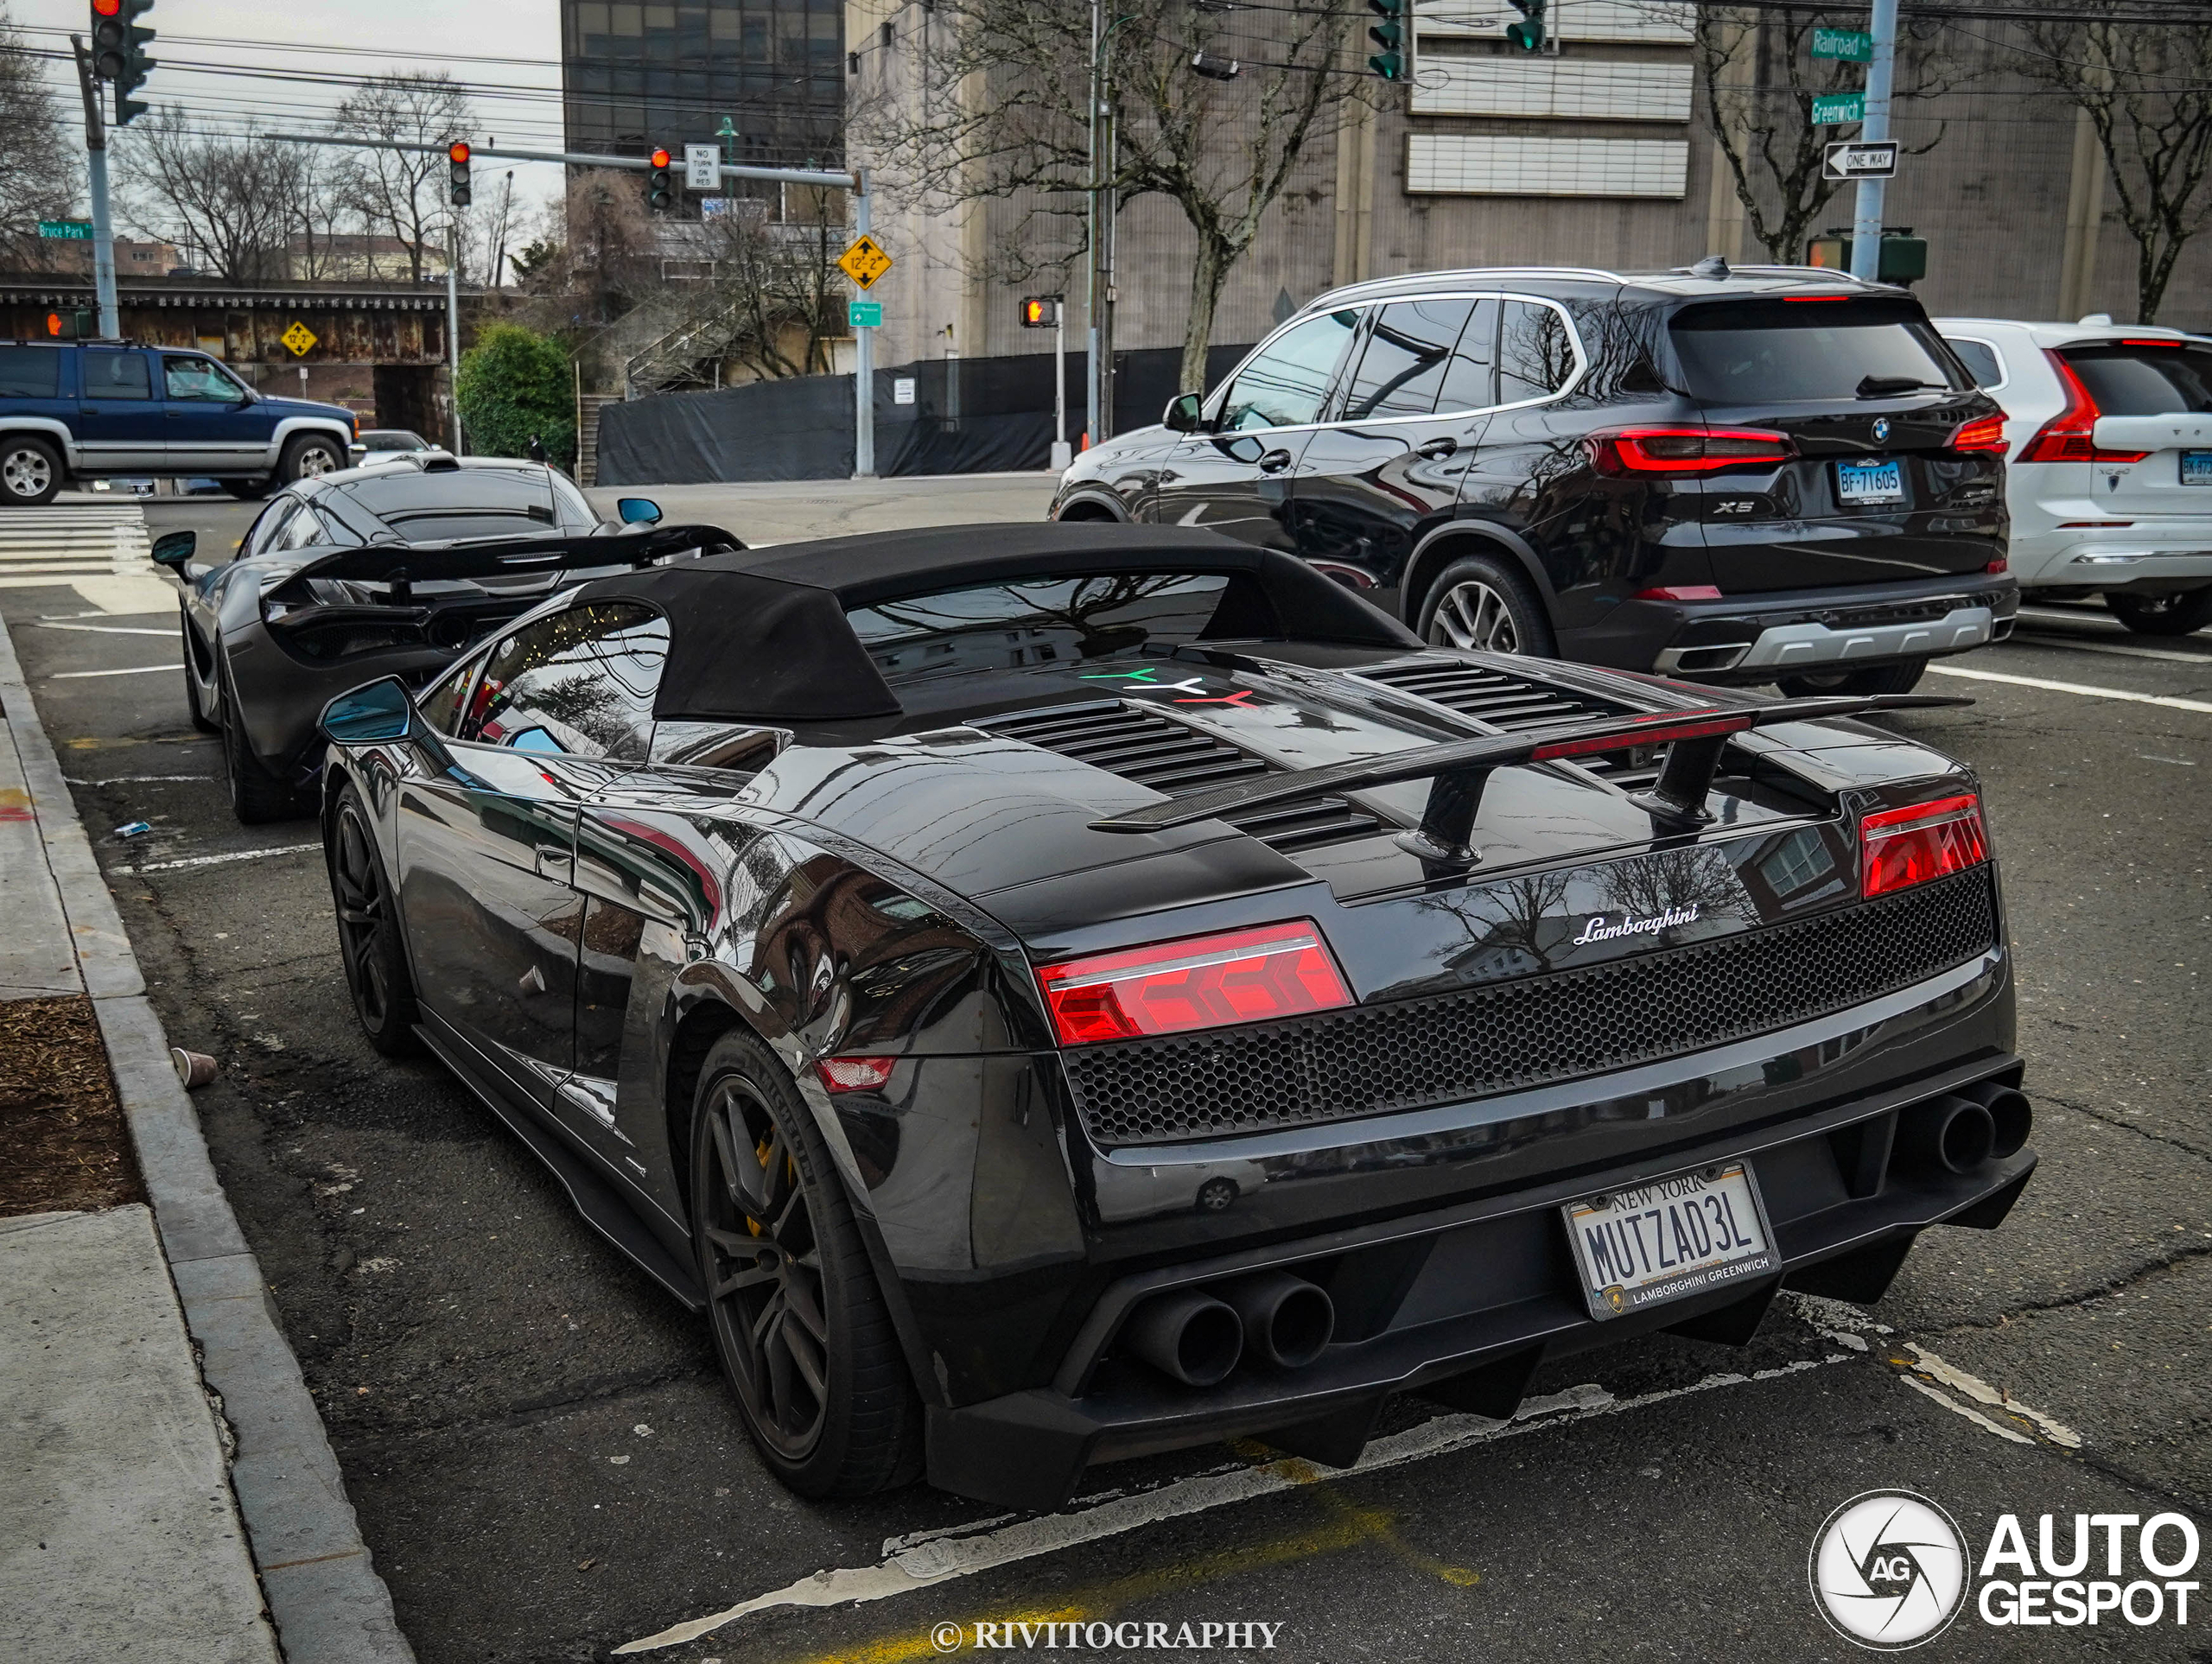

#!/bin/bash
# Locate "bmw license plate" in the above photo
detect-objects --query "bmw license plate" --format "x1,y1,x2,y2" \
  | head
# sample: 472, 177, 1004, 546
1561, 1162, 1776, 1321
1837, 459, 1905, 505
2181, 450, 2212, 486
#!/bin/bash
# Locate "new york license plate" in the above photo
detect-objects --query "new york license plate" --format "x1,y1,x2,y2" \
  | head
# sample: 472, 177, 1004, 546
1837, 459, 1904, 505
1561, 1162, 1777, 1321
2181, 450, 2212, 486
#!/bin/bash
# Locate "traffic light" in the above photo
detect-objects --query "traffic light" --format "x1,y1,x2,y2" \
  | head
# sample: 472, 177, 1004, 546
1504, 0, 1546, 52
1020, 296, 1061, 328
91, 0, 156, 126
1366, 0, 1405, 80
448, 141, 473, 207
647, 149, 674, 213
46, 309, 94, 340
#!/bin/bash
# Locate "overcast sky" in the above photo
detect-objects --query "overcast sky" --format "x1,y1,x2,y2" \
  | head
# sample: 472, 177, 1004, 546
18, 0, 571, 225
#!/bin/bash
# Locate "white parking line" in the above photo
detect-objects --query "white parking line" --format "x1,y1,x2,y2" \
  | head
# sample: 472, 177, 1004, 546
1927, 663, 2212, 715
613, 1356, 1849, 1654
38, 622, 176, 637
2005, 633, 2212, 666
129, 842, 320, 873
51, 663, 183, 679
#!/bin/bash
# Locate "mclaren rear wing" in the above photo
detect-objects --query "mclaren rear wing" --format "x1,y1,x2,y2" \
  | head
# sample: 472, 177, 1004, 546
283, 522, 746, 592
1089, 694, 1969, 866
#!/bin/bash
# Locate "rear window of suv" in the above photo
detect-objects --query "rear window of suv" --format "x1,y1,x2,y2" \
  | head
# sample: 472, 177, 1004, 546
1669, 297, 1971, 403
2061, 342, 2212, 415
0, 346, 61, 397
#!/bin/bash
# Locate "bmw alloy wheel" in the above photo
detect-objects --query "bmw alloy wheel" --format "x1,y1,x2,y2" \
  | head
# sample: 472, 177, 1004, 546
1427, 578, 1522, 654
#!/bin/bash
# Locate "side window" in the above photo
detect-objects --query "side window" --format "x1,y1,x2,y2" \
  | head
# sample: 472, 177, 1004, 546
0, 346, 61, 397
274, 502, 332, 551
1218, 311, 1362, 431
1943, 339, 2004, 390
83, 352, 152, 401
1436, 298, 1499, 414
245, 498, 304, 554
549, 473, 595, 528
1498, 302, 1578, 404
416, 653, 480, 737
458, 603, 670, 761
1338, 298, 1477, 421
163, 356, 239, 402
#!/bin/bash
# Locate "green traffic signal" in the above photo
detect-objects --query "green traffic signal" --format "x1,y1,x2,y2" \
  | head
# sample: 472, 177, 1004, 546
1366, 0, 1405, 79
1505, 0, 1546, 51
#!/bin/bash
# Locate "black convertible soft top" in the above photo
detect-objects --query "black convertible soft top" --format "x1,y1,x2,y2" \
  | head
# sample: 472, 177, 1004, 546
571, 523, 1423, 725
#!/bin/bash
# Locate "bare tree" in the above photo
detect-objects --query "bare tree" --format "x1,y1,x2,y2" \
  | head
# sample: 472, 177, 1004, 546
333, 73, 471, 282
282, 143, 355, 280
554, 168, 659, 325
857, 0, 1371, 389
1696, 5, 1966, 264
118, 111, 303, 280
699, 195, 849, 379
0, 3, 81, 270
2020, 5, 2212, 323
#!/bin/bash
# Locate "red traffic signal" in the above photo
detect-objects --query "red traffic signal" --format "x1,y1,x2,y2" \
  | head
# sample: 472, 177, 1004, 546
91, 0, 121, 14
47, 312, 65, 336
448, 141, 471, 164
649, 148, 671, 168
1020, 296, 1061, 327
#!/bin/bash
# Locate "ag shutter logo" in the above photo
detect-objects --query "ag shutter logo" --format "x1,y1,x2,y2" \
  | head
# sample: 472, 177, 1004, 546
1810, 1490, 1968, 1649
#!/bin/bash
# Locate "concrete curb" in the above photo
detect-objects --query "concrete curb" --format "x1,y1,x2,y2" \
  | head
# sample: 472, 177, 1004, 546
0, 612, 415, 1664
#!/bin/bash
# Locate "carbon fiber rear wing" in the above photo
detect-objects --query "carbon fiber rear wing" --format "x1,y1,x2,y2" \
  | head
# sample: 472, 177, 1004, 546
284, 522, 745, 590
1089, 693, 1970, 865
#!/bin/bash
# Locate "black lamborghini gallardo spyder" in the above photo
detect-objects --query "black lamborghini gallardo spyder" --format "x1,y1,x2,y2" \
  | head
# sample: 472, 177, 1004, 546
315, 523, 2033, 1508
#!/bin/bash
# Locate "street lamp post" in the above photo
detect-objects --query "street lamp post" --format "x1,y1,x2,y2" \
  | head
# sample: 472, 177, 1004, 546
1086, 7, 1135, 448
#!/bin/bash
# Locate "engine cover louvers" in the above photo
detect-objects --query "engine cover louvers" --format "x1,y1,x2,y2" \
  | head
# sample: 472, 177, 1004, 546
1352, 659, 1663, 790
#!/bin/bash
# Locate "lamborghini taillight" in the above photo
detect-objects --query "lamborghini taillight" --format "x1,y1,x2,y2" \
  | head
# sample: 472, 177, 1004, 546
1859, 792, 1988, 899
1035, 920, 1351, 1046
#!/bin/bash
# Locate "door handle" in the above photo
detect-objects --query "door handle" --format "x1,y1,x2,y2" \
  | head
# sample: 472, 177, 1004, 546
534, 843, 569, 876
1258, 449, 1293, 473
1155, 469, 1179, 484
1415, 436, 1459, 460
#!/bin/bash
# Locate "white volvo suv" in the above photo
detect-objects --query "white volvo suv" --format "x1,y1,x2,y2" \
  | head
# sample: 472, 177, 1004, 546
1936, 316, 2212, 635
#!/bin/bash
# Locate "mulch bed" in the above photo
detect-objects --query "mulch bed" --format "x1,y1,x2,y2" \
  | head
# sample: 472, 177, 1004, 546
0, 995, 145, 1216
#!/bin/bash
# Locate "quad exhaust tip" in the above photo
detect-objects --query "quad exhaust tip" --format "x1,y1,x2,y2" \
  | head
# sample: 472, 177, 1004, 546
1220, 1271, 1336, 1369
1123, 1272, 1337, 1385
1962, 1081, 2033, 1160
1897, 1093, 1998, 1176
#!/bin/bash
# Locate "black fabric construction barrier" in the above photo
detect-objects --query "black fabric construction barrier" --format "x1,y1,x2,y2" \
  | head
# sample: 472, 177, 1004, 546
594, 342, 1253, 486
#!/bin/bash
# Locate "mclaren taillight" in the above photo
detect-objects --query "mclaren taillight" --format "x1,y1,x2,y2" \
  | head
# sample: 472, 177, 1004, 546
1859, 792, 1988, 899
1949, 412, 2008, 453
816, 1056, 896, 1093
1036, 920, 1351, 1046
2018, 352, 2149, 464
1591, 428, 1794, 477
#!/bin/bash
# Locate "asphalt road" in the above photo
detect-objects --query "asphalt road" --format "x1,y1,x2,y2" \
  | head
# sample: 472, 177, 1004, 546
6, 486, 2210, 1663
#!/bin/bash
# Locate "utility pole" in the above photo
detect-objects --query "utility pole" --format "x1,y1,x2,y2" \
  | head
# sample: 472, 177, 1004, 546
854, 168, 874, 479
1848, 0, 1897, 282
1086, 0, 1106, 448
447, 220, 463, 454
1053, 299, 1069, 471
67, 37, 118, 340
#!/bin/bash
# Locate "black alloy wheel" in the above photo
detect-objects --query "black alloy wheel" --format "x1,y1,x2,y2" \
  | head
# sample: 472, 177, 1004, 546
1776, 659, 1927, 698
218, 664, 303, 824
2107, 587, 2212, 637
181, 619, 218, 733
690, 1030, 922, 1497
326, 783, 421, 1056
1418, 553, 1557, 658
0, 435, 62, 506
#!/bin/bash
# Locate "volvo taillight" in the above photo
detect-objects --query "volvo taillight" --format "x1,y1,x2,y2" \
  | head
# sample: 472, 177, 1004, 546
1859, 793, 1988, 899
2018, 352, 2149, 464
1035, 920, 1352, 1046
1590, 427, 1795, 476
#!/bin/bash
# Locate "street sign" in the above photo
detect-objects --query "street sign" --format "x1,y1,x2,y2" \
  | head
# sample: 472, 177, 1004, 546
684, 143, 720, 191
837, 234, 893, 291
38, 220, 92, 240
1811, 28, 1872, 61
1811, 92, 1865, 126
280, 321, 318, 357
893, 377, 916, 406
1822, 140, 1899, 181
848, 299, 882, 328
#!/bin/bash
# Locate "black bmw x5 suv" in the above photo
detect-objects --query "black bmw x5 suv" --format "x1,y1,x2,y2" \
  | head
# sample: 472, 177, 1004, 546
1052, 262, 2018, 695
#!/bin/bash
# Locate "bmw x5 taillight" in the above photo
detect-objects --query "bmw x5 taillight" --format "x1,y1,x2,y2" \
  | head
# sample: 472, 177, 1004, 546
1036, 920, 1352, 1046
1590, 427, 1795, 476
1859, 792, 1988, 899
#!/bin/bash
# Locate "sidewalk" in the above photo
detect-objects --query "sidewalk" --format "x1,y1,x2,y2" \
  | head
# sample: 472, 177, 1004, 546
0, 601, 411, 1661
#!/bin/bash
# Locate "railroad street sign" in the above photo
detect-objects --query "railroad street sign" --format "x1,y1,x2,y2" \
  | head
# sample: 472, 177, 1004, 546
1811, 28, 1872, 61
837, 234, 893, 291
848, 299, 882, 328
1811, 92, 1865, 126
281, 321, 318, 357
1823, 140, 1899, 181
37, 220, 92, 239
684, 143, 720, 190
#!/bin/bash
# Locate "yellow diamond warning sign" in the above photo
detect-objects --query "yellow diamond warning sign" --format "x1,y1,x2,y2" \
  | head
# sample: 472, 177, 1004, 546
836, 235, 893, 291
281, 321, 318, 357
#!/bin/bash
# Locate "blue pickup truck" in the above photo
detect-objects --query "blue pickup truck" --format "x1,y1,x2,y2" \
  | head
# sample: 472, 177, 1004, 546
0, 340, 359, 506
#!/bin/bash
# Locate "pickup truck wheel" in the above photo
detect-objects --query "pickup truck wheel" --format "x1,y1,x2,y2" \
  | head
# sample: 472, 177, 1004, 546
0, 435, 61, 506
181, 619, 218, 733
1777, 659, 1928, 697
280, 434, 346, 484
2107, 587, 2212, 636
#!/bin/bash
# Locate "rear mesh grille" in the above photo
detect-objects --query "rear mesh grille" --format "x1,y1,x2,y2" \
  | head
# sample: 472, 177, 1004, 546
1061, 867, 1999, 1147
1354, 657, 1661, 787
977, 701, 1382, 853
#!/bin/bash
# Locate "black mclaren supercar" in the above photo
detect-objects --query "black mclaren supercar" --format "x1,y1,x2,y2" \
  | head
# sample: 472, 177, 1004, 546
315, 523, 2034, 1508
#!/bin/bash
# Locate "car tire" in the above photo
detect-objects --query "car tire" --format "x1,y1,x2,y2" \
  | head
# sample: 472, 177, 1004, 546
221, 479, 272, 500
181, 619, 218, 733
2106, 587, 2212, 636
1417, 553, 1557, 657
1776, 659, 1929, 698
689, 1029, 924, 1499
279, 433, 346, 486
219, 665, 303, 824
325, 782, 422, 1057
0, 435, 63, 506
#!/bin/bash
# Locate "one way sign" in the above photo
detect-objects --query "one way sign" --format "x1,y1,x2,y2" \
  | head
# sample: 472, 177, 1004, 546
1822, 140, 1899, 181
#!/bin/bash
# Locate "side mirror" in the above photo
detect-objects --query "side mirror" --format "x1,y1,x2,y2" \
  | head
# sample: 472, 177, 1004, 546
616, 497, 663, 525
320, 676, 416, 746
1164, 391, 1205, 433
149, 530, 196, 568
